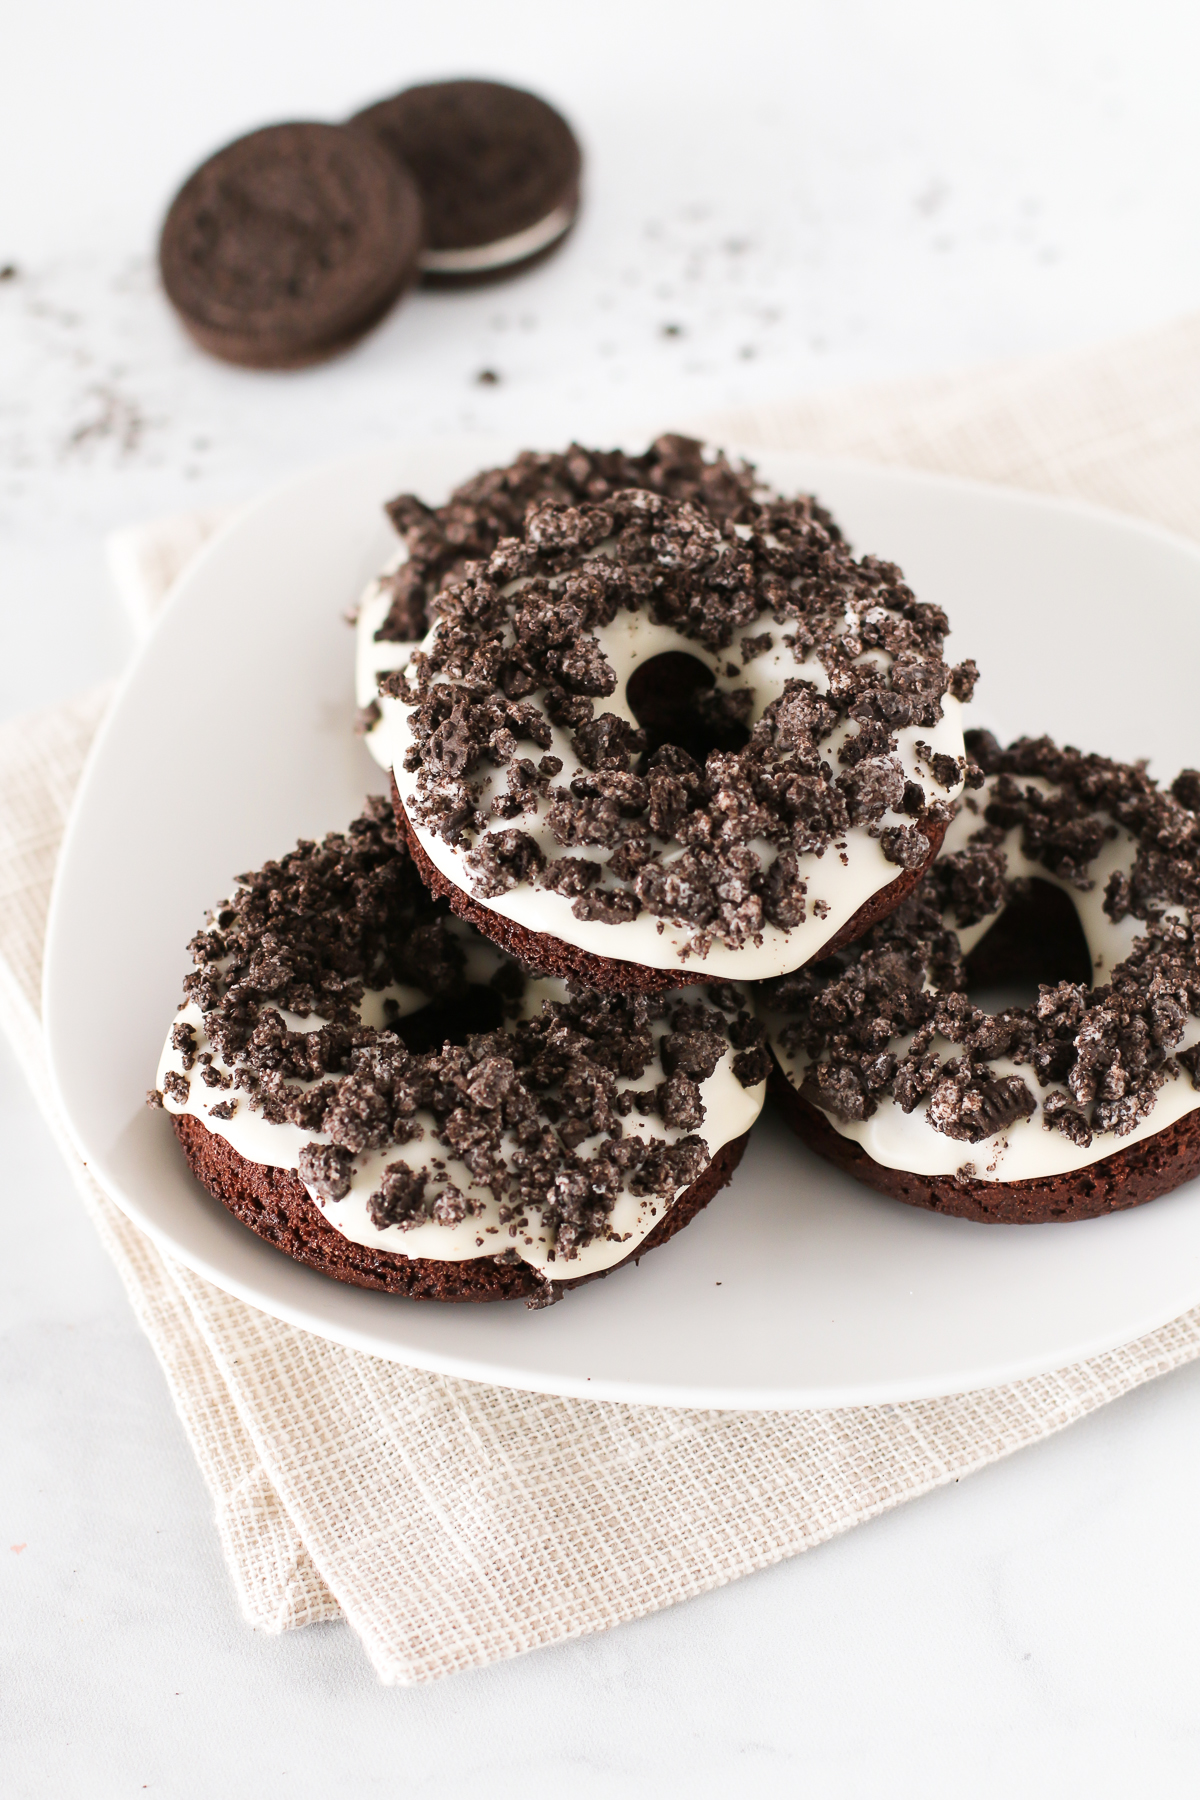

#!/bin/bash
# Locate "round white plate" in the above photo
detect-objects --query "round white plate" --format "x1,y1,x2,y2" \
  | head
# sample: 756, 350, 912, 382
43, 439, 1200, 1409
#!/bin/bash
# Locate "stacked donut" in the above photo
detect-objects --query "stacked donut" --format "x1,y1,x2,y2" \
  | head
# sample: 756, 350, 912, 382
155, 797, 764, 1306
758, 730, 1200, 1222
157, 435, 1200, 1307
362, 438, 974, 985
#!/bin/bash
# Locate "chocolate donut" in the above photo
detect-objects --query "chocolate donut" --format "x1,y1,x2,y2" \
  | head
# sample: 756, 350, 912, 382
150, 798, 767, 1304
360, 444, 976, 991
758, 731, 1200, 1223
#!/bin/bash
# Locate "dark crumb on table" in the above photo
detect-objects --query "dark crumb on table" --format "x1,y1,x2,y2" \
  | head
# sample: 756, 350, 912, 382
475, 368, 501, 385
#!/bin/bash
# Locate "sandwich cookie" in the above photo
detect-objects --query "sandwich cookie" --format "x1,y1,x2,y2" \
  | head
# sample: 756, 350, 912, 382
159, 122, 423, 369
350, 79, 581, 283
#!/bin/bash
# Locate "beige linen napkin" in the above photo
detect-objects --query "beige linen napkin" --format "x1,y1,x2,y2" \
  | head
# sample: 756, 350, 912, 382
6, 314, 1200, 1684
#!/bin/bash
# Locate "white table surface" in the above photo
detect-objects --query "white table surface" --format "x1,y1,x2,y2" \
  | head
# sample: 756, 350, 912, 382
6, 1, 1200, 1791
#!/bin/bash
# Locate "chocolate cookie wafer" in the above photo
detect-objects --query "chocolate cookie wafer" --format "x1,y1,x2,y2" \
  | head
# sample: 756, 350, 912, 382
159, 121, 423, 368
351, 79, 581, 283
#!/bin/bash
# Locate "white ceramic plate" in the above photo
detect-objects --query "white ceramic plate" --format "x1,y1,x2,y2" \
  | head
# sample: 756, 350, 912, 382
43, 439, 1200, 1409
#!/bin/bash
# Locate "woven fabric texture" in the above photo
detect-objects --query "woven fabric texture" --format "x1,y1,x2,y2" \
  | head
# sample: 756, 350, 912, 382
6, 312, 1200, 1683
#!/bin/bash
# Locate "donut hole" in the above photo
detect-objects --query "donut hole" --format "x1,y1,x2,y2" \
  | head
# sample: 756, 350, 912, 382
964, 878, 1093, 1013
387, 985, 506, 1053
626, 651, 752, 768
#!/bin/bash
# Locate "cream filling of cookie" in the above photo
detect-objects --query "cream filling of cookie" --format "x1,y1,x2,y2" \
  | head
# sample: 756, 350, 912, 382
763, 781, 1200, 1181
157, 945, 764, 1277
359, 558, 966, 979
418, 201, 577, 275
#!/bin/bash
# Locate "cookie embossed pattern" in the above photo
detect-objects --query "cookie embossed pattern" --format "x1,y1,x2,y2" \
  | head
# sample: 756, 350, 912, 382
350, 79, 583, 283
358, 440, 975, 988
158, 122, 424, 369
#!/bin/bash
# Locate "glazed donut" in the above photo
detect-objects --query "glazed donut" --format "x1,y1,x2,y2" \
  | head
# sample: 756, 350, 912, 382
759, 731, 1200, 1223
361, 445, 976, 992
151, 798, 768, 1304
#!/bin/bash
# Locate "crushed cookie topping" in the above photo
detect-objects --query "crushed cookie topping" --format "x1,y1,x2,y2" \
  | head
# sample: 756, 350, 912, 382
968, 730, 1200, 919
166, 800, 767, 1257
762, 733, 1200, 1149
390, 458, 973, 949
373, 434, 816, 643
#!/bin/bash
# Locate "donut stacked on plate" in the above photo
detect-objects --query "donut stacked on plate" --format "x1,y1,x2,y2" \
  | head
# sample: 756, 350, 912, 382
153, 796, 766, 1306
361, 437, 975, 990
759, 730, 1200, 1221
346, 442, 1200, 1233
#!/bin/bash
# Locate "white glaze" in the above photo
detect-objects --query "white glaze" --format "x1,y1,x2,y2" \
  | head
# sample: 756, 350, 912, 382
362, 545, 966, 978
356, 551, 415, 716
418, 202, 577, 275
158, 923, 765, 1277
764, 776, 1200, 1182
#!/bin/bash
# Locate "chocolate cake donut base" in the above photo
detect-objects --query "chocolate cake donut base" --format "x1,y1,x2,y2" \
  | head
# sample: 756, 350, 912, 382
769, 1064, 1200, 1224
393, 781, 947, 995
172, 1111, 748, 1303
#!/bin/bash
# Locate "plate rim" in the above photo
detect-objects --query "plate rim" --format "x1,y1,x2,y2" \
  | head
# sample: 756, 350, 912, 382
77, 1173, 1200, 1410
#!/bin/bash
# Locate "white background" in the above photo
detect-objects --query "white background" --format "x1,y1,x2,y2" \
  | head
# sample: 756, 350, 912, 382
5, 0, 1200, 1792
